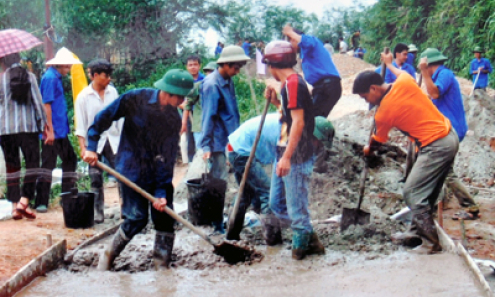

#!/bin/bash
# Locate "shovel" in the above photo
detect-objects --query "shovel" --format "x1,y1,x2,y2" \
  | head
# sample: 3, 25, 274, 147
226, 96, 271, 240
96, 161, 256, 265
340, 158, 371, 232
341, 47, 390, 232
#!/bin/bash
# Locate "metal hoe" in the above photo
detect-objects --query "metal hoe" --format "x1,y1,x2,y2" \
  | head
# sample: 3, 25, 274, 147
340, 47, 389, 232
96, 161, 255, 264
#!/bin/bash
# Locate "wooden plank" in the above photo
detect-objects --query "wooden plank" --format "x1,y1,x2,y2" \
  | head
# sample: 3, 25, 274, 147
64, 223, 120, 264
457, 243, 494, 297
435, 220, 457, 253
0, 239, 66, 297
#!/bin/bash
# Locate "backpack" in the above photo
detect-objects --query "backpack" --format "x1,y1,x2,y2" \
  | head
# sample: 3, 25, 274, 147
9, 65, 32, 105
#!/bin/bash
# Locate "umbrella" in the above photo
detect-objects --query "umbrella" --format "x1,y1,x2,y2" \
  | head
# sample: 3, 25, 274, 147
0, 29, 43, 58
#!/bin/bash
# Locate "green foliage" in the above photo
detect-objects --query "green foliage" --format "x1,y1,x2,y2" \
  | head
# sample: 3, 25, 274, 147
233, 74, 274, 123
359, 0, 495, 86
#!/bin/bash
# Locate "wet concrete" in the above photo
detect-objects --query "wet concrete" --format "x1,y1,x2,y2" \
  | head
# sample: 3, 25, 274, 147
17, 249, 484, 297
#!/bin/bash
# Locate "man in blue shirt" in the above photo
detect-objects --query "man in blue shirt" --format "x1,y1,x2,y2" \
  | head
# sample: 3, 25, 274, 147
35, 47, 82, 212
406, 44, 418, 67
200, 45, 250, 233
214, 42, 223, 57
354, 47, 366, 59
283, 24, 342, 119
470, 46, 493, 91
419, 48, 478, 219
375, 43, 416, 84
83, 69, 194, 270
226, 113, 280, 240
242, 38, 253, 57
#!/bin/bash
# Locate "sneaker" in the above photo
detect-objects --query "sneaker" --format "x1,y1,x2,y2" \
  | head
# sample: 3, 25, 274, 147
36, 205, 48, 213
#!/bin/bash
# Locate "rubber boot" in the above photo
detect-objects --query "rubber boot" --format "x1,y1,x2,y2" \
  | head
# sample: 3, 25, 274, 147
97, 228, 130, 271
92, 187, 105, 224
313, 144, 328, 173
291, 231, 311, 260
260, 214, 282, 246
307, 232, 325, 255
391, 223, 423, 248
153, 231, 175, 269
412, 210, 442, 253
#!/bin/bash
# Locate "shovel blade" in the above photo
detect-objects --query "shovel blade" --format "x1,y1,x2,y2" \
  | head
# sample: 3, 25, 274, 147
213, 241, 254, 264
340, 207, 371, 232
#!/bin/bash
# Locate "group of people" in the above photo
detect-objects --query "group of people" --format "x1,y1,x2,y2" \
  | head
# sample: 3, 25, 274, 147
0, 23, 491, 271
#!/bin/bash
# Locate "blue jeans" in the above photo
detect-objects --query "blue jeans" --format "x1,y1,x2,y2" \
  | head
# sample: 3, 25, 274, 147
269, 152, 314, 234
228, 151, 271, 215
121, 182, 175, 238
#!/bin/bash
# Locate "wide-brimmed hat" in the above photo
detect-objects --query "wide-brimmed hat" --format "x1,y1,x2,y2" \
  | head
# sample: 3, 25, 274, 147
216, 45, 250, 64
203, 61, 218, 71
473, 46, 484, 53
154, 69, 194, 96
420, 48, 448, 64
408, 44, 418, 53
46, 47, 82, 65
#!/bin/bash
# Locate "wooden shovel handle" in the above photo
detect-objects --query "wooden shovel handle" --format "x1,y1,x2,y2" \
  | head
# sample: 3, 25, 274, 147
96, 161, 216, 245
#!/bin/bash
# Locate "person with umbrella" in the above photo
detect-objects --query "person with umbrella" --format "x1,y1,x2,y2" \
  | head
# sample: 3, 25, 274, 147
0, 29, 48, 219
35, 47, 82, 213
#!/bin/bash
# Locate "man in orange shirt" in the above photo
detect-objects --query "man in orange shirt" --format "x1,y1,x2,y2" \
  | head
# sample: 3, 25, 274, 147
352, 61, 459, 253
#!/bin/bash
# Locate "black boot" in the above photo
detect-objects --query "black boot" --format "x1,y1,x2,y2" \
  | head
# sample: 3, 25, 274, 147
307, 232, 325, 255
154, 231, 175, 268
92, 187, 105, 224
391, 223, 423, 247
413, 210, 442, 253
260, 214, 282, 246
97, 228, 130, 271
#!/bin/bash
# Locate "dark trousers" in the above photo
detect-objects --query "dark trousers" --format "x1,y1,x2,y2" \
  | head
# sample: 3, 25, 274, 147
35, 137, 77, 207
0, 133, 40, 203
312, 76, 342, 118
121, 182, 175, 238
89, 141, 116, 191
186, 118, 196, 162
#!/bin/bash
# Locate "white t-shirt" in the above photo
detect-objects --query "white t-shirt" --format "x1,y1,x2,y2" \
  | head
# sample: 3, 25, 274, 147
75, 83, 123, 154
339, 41, 348, 53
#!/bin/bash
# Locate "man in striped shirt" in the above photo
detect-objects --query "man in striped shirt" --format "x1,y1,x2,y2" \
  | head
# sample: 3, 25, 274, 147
0, 52, 49, 220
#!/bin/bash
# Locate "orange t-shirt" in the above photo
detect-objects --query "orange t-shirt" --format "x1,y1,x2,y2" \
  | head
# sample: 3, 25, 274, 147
372, 73, 451, 148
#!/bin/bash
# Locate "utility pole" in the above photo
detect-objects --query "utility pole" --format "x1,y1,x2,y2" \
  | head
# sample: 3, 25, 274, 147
43, 0, 54, 61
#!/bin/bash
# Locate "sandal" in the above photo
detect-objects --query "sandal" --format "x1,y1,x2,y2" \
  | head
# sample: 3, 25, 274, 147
11, 209, 23, 220
16, 201, 36, 220
452, 210, 478, 221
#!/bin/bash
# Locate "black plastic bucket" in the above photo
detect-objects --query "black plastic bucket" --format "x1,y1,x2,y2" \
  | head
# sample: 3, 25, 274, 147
186, 174, 227, 226
61, 189, 95, 229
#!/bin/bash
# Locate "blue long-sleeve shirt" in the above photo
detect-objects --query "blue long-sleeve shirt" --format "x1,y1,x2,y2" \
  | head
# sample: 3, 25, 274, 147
228, 113, 281, 165
375, 61, 416, 83
87, 88, 180, 198
299, 35, 340, 85
431, 66, 468, 142
200, 69, 240, 153
470, 58, 493, 88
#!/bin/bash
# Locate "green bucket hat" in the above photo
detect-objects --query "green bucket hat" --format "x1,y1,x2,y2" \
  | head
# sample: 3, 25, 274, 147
313, 116, 335, 145
154, 69, 194, 96
408, 44, 418, 53
216, 45, 250, 64
203, 61, 218, 71
473, 46, 484, 53
420, 48, 448, 65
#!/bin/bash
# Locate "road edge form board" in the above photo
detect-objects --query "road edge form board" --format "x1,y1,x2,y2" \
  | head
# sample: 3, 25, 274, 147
436, 220, 494, 297
0, 239, 66, 297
